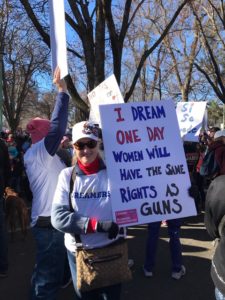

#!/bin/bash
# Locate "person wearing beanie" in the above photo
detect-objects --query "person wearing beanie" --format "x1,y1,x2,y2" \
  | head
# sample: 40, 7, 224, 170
24, 67, 70, 300
51, 121, 126, 299
208, 130, 225, 176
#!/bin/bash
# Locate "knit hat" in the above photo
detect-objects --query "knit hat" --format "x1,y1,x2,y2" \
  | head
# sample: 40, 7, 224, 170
72, 121, 99, 144
26, 117, 50, 144
214, 129, 225, 139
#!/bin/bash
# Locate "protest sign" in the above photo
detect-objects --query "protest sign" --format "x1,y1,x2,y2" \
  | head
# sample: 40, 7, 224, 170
88, 74, 124, 125
176, 102, 207, 142
99, 100, 196, 226
49, 0, 68, 78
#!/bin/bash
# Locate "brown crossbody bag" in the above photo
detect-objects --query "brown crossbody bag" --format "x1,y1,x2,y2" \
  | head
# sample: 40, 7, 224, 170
69, 167, 132, 292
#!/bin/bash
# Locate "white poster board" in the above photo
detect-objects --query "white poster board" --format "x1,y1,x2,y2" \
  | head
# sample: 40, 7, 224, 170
99, 100, 196, 226
49, 0, 68, 78
176, 102, 207, 142
88, 74, 124, 125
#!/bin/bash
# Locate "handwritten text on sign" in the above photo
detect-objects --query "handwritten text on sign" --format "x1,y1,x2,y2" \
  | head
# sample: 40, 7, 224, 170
176, 102, 207, 142
99, 101, 196, 226
88, 74, 124, 125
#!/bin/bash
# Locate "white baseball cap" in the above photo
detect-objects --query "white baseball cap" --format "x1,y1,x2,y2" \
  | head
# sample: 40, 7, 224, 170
214, 129, 225, 139
72, 121, 100, 144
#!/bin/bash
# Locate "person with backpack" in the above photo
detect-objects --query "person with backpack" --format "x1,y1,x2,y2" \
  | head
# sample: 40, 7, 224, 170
205, 130, 225, 176
214, 130, 225, 173
203, 128, 225, 300
199, 128, 225, 181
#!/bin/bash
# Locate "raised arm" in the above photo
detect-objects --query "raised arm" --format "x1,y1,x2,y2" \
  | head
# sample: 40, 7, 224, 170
44, 67, 70, 156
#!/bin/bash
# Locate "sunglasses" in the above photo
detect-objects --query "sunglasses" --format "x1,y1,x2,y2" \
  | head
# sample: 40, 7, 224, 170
74, 140, 98, 150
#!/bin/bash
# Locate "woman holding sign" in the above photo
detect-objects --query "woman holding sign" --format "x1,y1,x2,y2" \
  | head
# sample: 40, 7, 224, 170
51, 121, 130, 300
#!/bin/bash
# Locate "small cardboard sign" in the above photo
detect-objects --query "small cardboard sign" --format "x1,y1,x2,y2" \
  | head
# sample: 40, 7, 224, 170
88, 74, 124, 125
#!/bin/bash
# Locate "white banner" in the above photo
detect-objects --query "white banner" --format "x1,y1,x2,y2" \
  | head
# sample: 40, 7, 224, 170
49, 0, 68, 78
176, 102, 207, 142
88, 74, 124, 125
99, 100, 196, 226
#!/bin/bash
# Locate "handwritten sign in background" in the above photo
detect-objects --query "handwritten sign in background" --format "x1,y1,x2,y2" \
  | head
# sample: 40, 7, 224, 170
176, 102, 207, 142
88, 74, 124, 125
99, 100, 196, 226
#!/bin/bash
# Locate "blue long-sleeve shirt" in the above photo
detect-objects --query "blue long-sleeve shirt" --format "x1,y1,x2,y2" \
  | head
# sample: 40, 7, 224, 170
45, 92, 69, 155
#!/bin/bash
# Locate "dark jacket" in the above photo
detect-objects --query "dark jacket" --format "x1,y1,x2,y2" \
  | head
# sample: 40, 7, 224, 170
209, 141, 225, 175
205, 175, 225, 295
0, 139, 11, 198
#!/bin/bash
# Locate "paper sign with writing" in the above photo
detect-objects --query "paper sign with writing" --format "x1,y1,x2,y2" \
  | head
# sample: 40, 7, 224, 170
88, 74, 124, 125
176, 102, 207, 142
99, 100, 196, 226
49, 0, 68, 79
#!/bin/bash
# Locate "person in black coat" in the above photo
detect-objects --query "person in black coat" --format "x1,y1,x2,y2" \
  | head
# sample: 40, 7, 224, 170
0, 138, 11, 277
204, 175, 225, 299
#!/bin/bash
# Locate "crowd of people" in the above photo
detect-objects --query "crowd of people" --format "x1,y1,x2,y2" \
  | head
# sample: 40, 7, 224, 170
0, 68, 225, 299
0, 120, 73, 203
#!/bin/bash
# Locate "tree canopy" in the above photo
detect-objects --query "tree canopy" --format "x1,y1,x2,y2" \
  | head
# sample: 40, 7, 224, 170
2, 0, 225, 131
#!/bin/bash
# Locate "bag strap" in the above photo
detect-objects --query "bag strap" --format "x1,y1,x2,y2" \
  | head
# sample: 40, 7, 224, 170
69, 166, 76, 212
69, 166, 82, 245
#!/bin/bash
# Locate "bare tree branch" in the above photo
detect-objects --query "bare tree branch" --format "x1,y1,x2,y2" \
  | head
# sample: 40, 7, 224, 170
194, 62, 224, 101
125, 0, 190, 102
